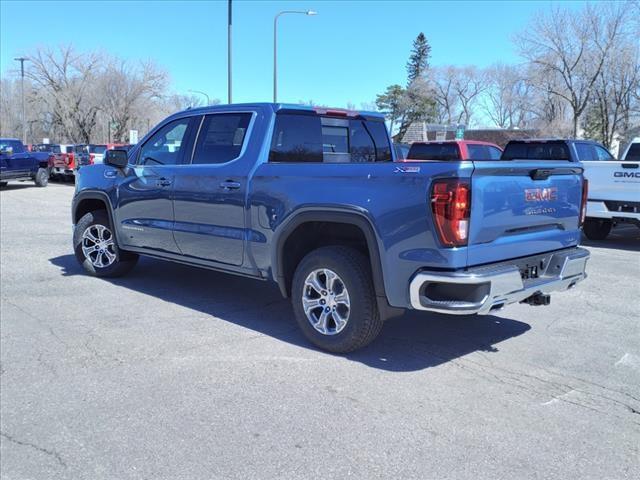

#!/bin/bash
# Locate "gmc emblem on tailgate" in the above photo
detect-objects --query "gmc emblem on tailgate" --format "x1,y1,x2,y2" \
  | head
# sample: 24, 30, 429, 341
525, 187, 557, 202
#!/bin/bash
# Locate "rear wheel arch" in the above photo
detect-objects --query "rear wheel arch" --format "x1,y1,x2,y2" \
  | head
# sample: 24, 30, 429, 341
272, 209, 387, 301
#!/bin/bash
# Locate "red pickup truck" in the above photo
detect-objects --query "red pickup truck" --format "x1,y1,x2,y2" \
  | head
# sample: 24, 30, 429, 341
33, 143, 76, 180
404, 140, 503, 161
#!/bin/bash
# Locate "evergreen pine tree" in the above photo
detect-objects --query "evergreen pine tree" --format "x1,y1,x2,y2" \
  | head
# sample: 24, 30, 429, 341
407, 33, 431, 84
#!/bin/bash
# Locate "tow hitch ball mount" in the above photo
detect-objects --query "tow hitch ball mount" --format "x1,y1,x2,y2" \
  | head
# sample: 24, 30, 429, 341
521, 293, 551, 306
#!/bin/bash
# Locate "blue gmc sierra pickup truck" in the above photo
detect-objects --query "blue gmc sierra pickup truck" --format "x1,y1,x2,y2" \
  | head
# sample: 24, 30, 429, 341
71, 103, 590, 352
1, 138, 51, 187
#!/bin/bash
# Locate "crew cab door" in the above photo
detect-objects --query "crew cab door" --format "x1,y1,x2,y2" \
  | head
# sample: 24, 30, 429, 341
171, 111, 256, 266
467, 160, 584, 266
115, 116, 195, 254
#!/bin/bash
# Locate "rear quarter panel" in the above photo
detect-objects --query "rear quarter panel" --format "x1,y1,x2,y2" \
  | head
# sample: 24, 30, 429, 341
249, 161, 474, 307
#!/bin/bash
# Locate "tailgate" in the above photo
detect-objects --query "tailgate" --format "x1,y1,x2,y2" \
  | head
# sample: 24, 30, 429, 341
467, 160, 583, 266
583, 161, 640, 202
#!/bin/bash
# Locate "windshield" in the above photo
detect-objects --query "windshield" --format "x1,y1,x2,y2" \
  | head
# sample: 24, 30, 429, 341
89, 145, 107, 154
407, 143, 461, 161
624, 143, 640, 162
501, 142, 570, 160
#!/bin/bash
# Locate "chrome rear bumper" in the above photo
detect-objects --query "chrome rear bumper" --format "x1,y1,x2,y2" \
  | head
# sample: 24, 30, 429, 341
409, 247, 590, 315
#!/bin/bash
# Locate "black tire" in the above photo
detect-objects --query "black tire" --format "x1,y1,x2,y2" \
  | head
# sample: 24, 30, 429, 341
583, 218, 612, 240
291, 246, 383, 353
0, 181, 7, 188
34, 167, 49, 187
73, 210, 138, 277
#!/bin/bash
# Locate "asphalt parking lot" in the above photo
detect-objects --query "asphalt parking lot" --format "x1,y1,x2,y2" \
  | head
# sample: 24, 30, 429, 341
1, 182, 639, 480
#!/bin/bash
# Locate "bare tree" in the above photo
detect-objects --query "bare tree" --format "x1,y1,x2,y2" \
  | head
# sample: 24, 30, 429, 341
517, 3, 627, 136
589, 39, 640, 147
431, 66, 459, 124
98, 58, 168, 142
25, 45, 103, 142
451, 66, 486, 126
430, 66, 485, 127
482, 64, 533, 129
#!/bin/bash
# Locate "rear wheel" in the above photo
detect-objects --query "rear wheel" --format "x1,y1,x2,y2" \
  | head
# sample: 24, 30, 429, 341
0, 181, 7, 188
583, 218, 612, 240
73, 210, 138, 277
291, 246, 383, 353
34, 167, 49, 187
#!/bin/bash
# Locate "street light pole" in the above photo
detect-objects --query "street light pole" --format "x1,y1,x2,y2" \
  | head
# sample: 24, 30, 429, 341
273, 10, 317, 103
14, 57, 28, 144
228, 0, 233, 104
188, 89, 211, 105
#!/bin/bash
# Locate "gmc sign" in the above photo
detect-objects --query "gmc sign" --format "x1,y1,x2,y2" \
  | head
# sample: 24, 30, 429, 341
614, 171, 640, 178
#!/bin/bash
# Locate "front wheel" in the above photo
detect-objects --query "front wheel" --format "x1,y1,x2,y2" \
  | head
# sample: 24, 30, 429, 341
34, 167, 49, 187
583, 218, 612, 240
73, 210, 138, 277
0, 181, 7, 188
291, 246, 383, 353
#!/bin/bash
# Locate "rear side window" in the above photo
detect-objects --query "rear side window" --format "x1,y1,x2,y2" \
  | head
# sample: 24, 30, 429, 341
501, 143, 570, 160
191, 113, 252, 164
270, 114, 323, 163
269, 113, 391, 163
467, 144, 502, 160
623, 143, 640, 162
408, 143, 460, 161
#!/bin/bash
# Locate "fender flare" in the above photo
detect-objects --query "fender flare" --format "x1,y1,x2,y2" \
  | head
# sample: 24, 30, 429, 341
271, 207, 387, 301
72, 190, 121, 245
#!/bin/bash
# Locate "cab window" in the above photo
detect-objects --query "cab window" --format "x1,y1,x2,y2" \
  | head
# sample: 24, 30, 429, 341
594, 145, 613, 161
137, 118, 191, 166
269, 113, 391, 163
191, 113, 252, 164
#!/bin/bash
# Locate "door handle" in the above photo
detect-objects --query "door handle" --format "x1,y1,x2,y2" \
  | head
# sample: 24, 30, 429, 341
157, 177, 172, 187
219, 180, 241, 190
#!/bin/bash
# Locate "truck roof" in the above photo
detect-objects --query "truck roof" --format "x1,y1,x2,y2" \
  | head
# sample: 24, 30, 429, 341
506, 138, 605, 146
175, 102, 386, 120
411, 140, 500, 147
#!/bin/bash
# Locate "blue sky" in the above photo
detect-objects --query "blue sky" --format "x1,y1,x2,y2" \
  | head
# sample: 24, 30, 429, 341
1, 0, 589, 108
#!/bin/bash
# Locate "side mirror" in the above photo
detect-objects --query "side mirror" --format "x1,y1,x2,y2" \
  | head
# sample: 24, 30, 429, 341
104, 149, 129, 168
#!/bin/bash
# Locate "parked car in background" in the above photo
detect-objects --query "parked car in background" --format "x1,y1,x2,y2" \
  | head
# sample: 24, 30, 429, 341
71, 103, 589, 353
582, 138, 639, 240
51, 144, 76, 181
76, 144, 108, 170
32, 143, 62, 154
405, 140, 503, 161
32, 143, 76, 181
0, 138, 51, 187
393, 143, 410, 160
501, 138, 639, 240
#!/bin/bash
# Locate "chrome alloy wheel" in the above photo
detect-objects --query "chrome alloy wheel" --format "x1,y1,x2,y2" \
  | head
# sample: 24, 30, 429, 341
302, 268, 351, 335
81, 224, 116, 268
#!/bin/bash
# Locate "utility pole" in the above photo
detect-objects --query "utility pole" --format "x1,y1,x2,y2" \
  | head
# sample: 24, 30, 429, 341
228, 0, 232, 104
14, 57, 28, 144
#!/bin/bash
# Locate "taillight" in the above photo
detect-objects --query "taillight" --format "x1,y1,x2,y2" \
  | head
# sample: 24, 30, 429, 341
89, 153, 95, 165
580, 178, 588, 227
431, 179, 471, 247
